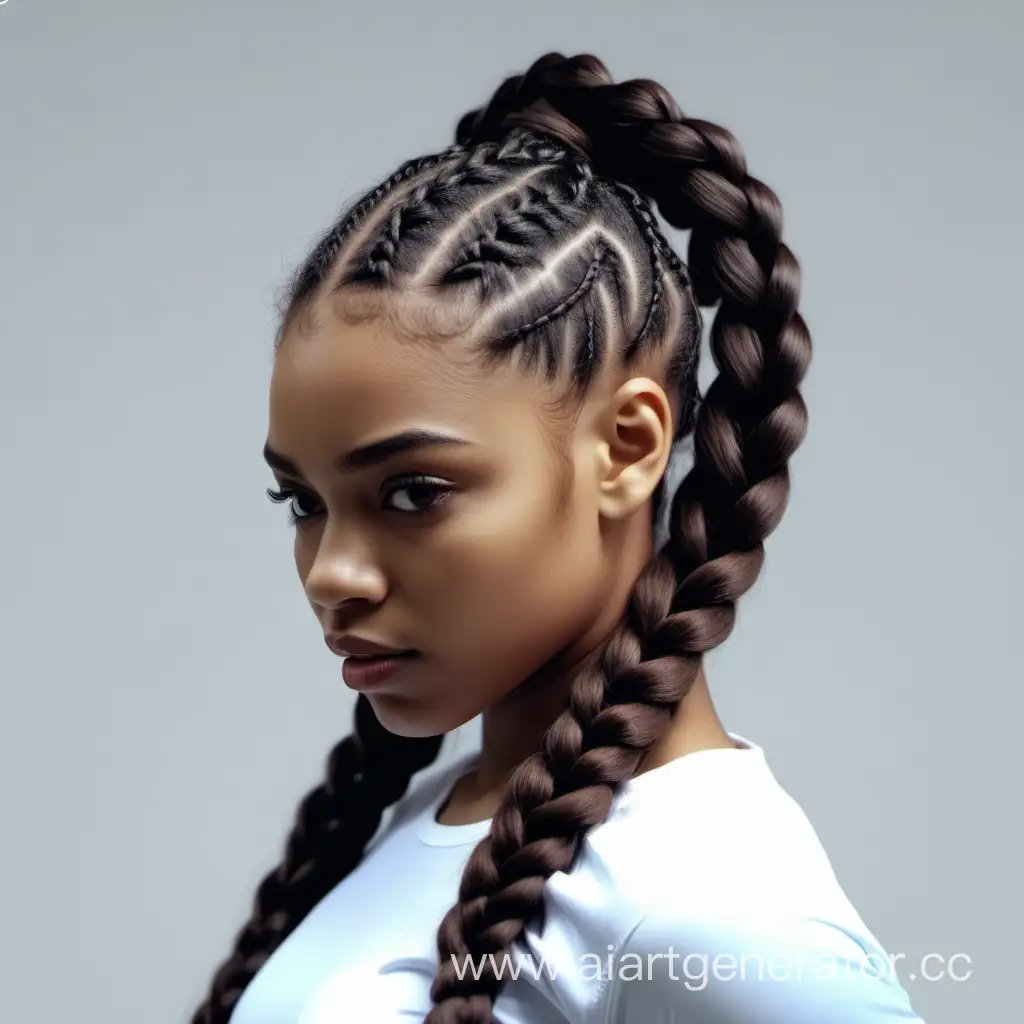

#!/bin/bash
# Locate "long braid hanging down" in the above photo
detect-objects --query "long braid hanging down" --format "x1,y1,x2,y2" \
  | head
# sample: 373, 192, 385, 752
191, 52, 811, 1024
192, 699, 444, 1024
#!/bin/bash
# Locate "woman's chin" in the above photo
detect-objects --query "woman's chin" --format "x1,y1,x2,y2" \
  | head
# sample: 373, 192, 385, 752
365, 690, 471, 740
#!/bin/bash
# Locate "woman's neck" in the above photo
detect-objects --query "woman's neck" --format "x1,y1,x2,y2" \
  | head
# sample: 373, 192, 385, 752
437, 660, 732, 826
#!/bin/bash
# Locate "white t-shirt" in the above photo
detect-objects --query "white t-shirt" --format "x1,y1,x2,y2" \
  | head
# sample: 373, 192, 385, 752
228, 734, 924, 1023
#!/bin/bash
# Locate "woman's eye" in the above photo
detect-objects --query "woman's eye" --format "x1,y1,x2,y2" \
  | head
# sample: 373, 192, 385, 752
384, 476, 454, 514
266, 477, 452, 526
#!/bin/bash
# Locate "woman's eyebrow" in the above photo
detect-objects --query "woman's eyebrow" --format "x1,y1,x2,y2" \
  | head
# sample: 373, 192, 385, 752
262, 429, 477, 477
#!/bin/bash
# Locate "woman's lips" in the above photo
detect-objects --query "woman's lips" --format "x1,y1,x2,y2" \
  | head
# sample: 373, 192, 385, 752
341, 651, 419, 691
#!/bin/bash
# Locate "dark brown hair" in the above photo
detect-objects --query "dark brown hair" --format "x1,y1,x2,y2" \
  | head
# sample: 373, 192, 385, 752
193, 52, 811, 1024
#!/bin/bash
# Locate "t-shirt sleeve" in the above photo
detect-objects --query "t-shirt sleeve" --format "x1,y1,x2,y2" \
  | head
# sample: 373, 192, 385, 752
603, 909, 926, 1024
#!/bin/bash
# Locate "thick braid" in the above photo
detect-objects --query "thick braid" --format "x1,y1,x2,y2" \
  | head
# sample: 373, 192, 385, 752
454, 54, 613, 152
191, 696, 442, 1024
423, 60, 811, 1023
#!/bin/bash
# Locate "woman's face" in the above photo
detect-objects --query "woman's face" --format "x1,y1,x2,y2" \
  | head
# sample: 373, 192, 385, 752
264, 304, 635, 738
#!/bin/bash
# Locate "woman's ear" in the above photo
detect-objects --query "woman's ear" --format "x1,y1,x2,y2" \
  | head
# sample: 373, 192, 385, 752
595, 376, 673, 522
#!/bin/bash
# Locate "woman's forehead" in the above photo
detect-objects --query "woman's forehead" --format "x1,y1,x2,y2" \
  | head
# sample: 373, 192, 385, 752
268, 317, 560, 458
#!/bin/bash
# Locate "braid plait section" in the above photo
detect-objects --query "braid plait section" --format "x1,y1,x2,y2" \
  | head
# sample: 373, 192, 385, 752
439, 180, 569, 287
605, 180, 673, 358
454, 53, 614, 158
277, 147, 465, 324
606, 178, 704, 436
436, 147, 594, 320
491, 239, 611, 350
422, 55, 812, 1024
345, 133, 585, 286
191, 696, 442, 1024
353, 143, 507, 283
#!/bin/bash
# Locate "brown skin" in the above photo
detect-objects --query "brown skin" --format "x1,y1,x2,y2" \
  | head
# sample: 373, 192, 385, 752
265, 297, 734, 826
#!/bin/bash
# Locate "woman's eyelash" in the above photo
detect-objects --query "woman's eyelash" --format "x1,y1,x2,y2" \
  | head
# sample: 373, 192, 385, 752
265, 476, 455, 526
265, 486, 317, 527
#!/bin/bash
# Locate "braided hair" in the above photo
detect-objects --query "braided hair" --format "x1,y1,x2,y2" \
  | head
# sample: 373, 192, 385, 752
192, 52, 811, 1024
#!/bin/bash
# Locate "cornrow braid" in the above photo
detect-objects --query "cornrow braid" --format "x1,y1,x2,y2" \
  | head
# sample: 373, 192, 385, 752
492, 239, 611, 349
606, 180, 671, 358
437, 154, 593, 297
278, 146, 466, 326
604, 178, 705, 443
440, 184, 564, 286
350, 143, 511, 284
344, 133, 587, 287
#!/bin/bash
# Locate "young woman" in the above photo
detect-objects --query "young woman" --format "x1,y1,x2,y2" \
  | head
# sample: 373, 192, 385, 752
192, 52, 925, 1024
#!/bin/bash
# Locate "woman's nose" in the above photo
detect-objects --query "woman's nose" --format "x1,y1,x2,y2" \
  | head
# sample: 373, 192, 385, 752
302, 527, 387, 608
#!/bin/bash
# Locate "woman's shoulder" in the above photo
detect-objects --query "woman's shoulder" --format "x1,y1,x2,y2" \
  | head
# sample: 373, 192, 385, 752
522, 736, 924, 1022
527, 734, 885, 970
586, 733, 850, 911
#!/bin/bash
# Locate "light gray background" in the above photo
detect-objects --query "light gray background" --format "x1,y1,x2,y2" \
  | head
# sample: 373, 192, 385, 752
1, 2, 1019, 1022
